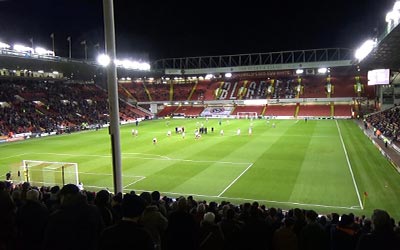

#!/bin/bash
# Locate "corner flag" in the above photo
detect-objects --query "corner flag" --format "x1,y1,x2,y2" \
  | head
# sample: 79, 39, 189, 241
362, 191, 368, 208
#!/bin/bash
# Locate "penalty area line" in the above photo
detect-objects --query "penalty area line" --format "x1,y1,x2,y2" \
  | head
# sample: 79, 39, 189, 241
123, 176, 146, 189
217, 163, 254, 197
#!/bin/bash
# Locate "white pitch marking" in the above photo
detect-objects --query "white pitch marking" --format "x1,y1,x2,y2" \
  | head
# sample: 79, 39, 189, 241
218, 163, 254, 197
30, 152, 251, 166
129, 188, 361, 211
335, 120, 364, 210
1, 153, 28, 160
123, 176, 146, 189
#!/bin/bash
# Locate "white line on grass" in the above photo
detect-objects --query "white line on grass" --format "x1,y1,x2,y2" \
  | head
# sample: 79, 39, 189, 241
1, 153, 28, 160
30, 152, 251, 166
335, 120, 364, 210
217, 163, 254, 197
123, 176, 146, 189
128, 188, 361, 211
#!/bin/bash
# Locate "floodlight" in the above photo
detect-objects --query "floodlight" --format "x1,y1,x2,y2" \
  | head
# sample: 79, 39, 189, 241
138, 62, 150, 71
296, 69, 304, 74
97, 54, 111, 67
0, 42, 10, 49
13, 44, 33, 53
205, 74, 214, 79
394, 1, 400, 11
318, 68, 327, 74
114, 59, 122, 67
225, 72, 232, 78
52, 71, 59, 75
35, 47, 46, 55
355, 39, 376, 61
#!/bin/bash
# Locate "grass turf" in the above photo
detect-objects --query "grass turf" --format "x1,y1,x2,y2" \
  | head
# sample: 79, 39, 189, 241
1, 118, 400, 220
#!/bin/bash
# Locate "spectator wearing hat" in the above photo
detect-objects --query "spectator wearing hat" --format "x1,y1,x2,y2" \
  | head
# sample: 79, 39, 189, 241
43, 184, 104, 250
99, 193, 155, 250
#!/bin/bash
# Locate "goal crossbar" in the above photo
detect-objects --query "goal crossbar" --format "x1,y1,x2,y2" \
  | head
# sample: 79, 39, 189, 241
22, 160, 79, 187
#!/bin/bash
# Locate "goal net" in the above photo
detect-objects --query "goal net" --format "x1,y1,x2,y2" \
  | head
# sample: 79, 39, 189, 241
236, 112, 258, 119
21, 160, 79, 187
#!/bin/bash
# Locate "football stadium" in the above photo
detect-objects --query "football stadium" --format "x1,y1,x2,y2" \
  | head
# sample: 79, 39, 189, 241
1, 1, 400, 249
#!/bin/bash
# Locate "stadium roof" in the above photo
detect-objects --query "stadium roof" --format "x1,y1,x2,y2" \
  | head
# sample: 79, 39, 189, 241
359, 24, 400, 70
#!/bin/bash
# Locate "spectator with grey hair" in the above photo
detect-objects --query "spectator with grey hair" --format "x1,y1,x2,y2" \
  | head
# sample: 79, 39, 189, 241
16, 189, 49, 250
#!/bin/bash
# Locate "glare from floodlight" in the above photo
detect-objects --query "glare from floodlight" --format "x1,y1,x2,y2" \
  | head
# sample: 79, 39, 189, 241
0, 42, 10, 49
355, 39, 376, 61
35, 47, 54, 55
318, 68, 327, 74
13, 44, 33, 53
52, 71, 59, 75
394, 1, 400, 11
97, 54, 111, 67
225, 72, 232, 78
205, 74, 214, 79
138, 62, 150, 71
296, 69, 304, 74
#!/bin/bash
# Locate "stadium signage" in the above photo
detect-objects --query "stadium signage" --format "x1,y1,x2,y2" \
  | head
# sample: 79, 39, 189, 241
164, 60, 351, 75
233, 70, 292, 78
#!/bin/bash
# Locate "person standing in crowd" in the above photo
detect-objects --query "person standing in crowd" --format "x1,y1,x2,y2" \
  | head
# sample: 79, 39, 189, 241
42, 184, 104, 250
99, 193, 155, 250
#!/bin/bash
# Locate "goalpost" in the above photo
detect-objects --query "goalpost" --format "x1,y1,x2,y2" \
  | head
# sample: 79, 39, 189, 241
21, 160, 79, 187
236, 112, 258, 119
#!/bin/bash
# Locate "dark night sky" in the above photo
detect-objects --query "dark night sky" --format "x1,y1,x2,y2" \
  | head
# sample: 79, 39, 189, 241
0, 0, 395, 61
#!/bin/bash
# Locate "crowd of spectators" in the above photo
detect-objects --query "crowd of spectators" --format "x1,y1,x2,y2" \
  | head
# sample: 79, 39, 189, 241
0, 80, 143, 137
365, 105, 400, 144
1, 181, 399, 250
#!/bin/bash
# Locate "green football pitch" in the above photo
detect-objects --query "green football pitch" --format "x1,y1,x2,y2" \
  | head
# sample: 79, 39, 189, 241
1, 118, 400, 220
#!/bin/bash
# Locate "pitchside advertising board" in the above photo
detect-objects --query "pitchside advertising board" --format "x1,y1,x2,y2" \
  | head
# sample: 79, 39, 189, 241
368, 69, 390, 85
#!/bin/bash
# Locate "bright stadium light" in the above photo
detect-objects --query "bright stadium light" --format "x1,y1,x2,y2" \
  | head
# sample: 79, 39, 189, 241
296, 69, 304, 74
205, 74, 214, 79
0, 42, 10, 49
35, 47, 53, 55
386, 1, 400, 32
97, 54, 111, 67
318, 68, 327, 74
138, 62, 150, 71
13, 44, 33, 53
225, 72, 232, 78
355, 39, 376, 61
